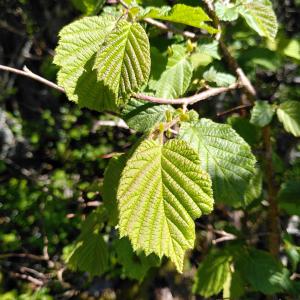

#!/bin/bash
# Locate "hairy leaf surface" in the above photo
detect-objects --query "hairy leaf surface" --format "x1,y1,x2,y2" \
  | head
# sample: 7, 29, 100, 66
122, 99, 174, 132
117, 139, 214, 272
94, 20, 150, 103
156, 45, 193, 99
239, 0, 278, 39
54, 16, 118, 111
179, 119, 256, 206
250, 101, 275, 127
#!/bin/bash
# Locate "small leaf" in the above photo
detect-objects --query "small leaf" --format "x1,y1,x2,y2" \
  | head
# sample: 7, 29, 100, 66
193, 251, 232, 297
250, 101, 275, 127
54, 16, 118, 111
122, 99, 174, 132
94, 20, 151, 104
141, 4, 217, 33
156, 45, 193, 99
203, 66, 236, 87
117, 139, 214, 272
278, 180, 300, 216
197, 39, 221, 60
283, 39, 300, 61
179, 119, 256, 206
277, 101, 300, 137
68, 233, 109, 276
215, 1, 240, 21
239, 0, 278, 40
115, 237, 160, 280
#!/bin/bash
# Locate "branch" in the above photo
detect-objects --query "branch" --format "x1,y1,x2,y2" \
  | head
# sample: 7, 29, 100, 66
0, 64, 65, 93
217, 104, 253, 117
133, 83, 240, 106
0, 64, 239, 107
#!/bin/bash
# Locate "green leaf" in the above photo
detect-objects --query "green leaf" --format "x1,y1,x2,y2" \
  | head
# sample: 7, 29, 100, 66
239, 0, 278, 40
156, 45, 193, 99
94, 20, 150, 104
193, 251, 232, 297
68, 233, 109, 276
54, 16, 118, 111
179, 119, 256, 206
244, 168, 262, 205
283, 39, 300, 61
215, 1, 240, 21
103, 154, 127, 226
278, 180, 300, 216
250, 101, 275, 127
227, 116, 262, 146
141, 4, 217, 33
117, 139, 214, 272
277, 101, 300, 137
223, 270, 246, 300
115, 237, 160, 280
235, 249, 286, 294
71, 0, 105, 15
197, 39, 221, 60
203, 66, 236, 87
122, 99, 174, 132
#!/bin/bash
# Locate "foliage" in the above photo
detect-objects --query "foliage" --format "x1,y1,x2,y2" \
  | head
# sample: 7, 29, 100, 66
1, 0, 300, 298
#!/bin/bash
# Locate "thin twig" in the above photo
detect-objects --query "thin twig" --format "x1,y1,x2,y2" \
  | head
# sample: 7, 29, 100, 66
217, 104, 253, 117
0, 64, 65, 93
10, 272, 44, 286
133, 83, 240, 106
0, 253, 48, 261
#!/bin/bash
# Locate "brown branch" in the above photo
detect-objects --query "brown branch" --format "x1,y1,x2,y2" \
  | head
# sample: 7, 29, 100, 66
263, 126, 280, 257
10, 272, 44, 286
133, 83, 240, 106
0, 253, 48, 261
0, 64, 65, 93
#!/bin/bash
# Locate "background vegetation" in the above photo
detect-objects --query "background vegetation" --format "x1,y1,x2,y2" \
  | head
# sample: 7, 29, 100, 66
0, 0, 300, 299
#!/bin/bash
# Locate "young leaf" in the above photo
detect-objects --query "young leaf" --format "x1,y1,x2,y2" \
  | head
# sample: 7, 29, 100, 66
68, 233, 109, 276
115, 237, 160, 280
239, 0, 278, 40
203, 66, 236, 87
54, 16, 118, 111
250, 101, 275, 127
122, 99, 174, 132
179, 119, 256, 206
94, 20, 150, 104
277, 101, 300, 137
235, 249, 285, 294
193, 251, 232, 297
215, 1, 240, 21
141, 4, 217, 33
117, 139, 214, 272
156, 45, 193, 99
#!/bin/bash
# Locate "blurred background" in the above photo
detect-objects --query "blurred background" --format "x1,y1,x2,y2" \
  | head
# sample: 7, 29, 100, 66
0, 0, 300, 299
